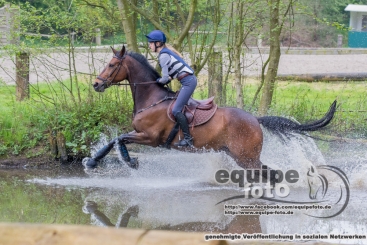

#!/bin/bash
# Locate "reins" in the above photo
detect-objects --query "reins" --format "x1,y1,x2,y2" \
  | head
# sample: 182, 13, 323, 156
135, 95, 176, 115
97, 52, 177, 117
112, 81, 176, 117
111, 81, 157, 86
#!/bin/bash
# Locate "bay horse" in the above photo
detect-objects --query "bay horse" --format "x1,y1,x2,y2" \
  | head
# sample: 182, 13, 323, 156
87, 46, 336, 171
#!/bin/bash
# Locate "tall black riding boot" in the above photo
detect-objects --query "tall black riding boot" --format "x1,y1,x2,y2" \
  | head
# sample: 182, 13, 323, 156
174, 112, 194, 147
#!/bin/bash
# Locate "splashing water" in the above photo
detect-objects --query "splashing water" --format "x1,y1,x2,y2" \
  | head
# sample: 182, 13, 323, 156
79, 127, 332, 190
260, 127, 326, 187
27, 129, 367, 243
68, 125, 367, 192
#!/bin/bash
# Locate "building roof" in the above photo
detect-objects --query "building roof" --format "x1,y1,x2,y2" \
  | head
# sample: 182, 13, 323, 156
345, 4, 367, 12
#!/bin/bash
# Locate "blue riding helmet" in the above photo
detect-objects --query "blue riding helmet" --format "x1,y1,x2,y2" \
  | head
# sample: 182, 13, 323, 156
145, 30, 166, 43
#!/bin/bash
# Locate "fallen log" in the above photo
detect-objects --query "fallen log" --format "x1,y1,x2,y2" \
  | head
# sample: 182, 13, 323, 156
277, 73, 367, 81
0, 223, 222, 245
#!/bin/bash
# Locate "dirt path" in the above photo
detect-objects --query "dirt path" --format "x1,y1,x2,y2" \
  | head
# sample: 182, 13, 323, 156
1, 48, 367, 85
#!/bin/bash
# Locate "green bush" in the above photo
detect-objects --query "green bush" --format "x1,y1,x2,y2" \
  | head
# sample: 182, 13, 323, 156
0, 81, 133, 159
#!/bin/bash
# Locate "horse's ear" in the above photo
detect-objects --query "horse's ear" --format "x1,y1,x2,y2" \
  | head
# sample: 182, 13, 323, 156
119, 45, 126, 57
110, 46, 118, 55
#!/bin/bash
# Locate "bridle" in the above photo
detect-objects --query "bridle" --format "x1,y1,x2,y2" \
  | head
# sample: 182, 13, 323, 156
96, 53, 176, 117
96, 54, 125, 89
96, 53, 158, 88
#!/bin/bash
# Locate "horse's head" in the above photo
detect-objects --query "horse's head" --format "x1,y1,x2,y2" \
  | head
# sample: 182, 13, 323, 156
93, 46, 129, 92
307, 165, 328, 199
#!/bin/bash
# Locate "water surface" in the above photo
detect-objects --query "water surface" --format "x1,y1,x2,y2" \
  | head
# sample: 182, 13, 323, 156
0, 133, 366, 244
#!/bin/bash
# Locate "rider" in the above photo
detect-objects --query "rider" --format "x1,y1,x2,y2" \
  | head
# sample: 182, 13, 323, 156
146, 30, 197, 147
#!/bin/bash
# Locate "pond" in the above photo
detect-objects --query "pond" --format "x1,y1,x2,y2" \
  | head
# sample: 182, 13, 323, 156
0, 132, 366, 244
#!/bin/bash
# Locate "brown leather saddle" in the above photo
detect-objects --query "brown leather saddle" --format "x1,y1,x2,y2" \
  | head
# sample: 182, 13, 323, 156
167, 96, 218, 127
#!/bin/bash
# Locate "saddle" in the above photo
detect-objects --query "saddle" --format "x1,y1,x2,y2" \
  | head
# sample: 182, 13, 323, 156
167, 96, 218, 127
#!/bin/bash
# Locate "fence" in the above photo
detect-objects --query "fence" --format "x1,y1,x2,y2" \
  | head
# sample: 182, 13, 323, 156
0, 4, 19, 46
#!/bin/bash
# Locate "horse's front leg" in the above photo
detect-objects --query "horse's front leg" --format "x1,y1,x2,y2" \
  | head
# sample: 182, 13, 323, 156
83, 130, 153, 169
116, 141, 139, 169
116, 130, 155, 169
84, 138, 117, 169
117, 130, 155, 145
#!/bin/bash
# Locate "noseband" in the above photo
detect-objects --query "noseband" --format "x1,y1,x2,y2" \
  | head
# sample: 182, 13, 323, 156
96, 54, 125, 88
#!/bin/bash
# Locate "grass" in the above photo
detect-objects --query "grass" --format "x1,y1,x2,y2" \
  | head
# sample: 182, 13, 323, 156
195, 78, 367, 137
0, 77, 366, 160
270, 81, 367, 137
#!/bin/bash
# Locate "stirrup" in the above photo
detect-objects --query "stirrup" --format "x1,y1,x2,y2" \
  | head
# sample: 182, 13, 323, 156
174, 138, 194, 147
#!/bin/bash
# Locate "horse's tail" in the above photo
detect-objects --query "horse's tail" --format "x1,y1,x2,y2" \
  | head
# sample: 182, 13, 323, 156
257, 100, 337, 135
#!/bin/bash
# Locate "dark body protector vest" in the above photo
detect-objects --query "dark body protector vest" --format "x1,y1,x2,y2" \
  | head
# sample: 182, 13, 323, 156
158, 47, 194, 79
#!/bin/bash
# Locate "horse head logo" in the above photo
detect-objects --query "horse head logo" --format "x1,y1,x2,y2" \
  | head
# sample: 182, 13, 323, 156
307, 165, 328, 199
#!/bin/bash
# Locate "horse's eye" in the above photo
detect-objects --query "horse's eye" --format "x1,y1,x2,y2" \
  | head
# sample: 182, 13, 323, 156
109, 64, 114, 67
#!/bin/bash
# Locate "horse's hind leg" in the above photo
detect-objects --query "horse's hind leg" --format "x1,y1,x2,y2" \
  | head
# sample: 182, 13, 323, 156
226, 133, 263, 169
221, 119, 285, 187
116, 141, 138, 169
228, 149, 281, 186
229, 147, 262, 169
219, 108, 264, 169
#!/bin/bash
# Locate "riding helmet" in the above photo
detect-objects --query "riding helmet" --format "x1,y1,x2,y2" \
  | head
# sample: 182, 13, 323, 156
145, 30, 166, 43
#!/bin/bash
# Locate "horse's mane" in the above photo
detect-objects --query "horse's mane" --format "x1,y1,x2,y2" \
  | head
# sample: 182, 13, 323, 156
126, 51, 175, 94
126, 51, 161, 80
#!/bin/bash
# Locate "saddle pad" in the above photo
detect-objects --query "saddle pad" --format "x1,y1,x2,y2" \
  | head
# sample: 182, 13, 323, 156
167, 100, 218, 127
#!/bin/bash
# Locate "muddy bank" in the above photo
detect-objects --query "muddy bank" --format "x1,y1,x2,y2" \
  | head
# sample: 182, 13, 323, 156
0, 143, 146, 169
0, 155, 63, 169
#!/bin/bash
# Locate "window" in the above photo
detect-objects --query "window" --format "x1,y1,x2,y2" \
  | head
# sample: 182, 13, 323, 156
362, 15, 367, 31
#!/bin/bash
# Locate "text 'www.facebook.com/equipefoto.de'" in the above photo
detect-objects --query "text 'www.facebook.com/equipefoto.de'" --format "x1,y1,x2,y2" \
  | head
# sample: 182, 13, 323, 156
223, 204, 332, 216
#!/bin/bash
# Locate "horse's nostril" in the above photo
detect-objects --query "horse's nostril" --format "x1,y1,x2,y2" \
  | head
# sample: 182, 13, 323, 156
93, 82, 99, 88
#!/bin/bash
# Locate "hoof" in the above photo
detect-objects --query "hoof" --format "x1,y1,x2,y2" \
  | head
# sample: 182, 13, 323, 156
127, 157, 139, 169
82, 201, 98, 214
82, 157, 98, 169
161, 144, 171, 149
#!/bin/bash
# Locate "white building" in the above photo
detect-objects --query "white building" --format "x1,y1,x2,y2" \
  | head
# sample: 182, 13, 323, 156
345, 4, 367, 47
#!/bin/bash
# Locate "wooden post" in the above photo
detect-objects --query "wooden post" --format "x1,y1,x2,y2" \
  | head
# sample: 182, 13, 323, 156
257, 34, 263, 47
337, 34, 343, 48
70, 32, 76, 45
15, 52, 30, 101
95, 28, 101, 45
208, 50, 223, 105
56, 131, 68, 164
48, 131, 58, 159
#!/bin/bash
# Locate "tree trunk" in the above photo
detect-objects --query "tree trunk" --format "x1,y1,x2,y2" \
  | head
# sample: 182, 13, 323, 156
234, 50, 243, 109
208, 50, 223, 105
15, 52, 30, 101
234, 1, 244, 109
117, 0, 140, 53
258, 0, 281, 116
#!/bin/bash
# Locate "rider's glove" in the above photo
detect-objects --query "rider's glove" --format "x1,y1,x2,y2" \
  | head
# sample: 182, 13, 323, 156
156, 77, 171, 85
